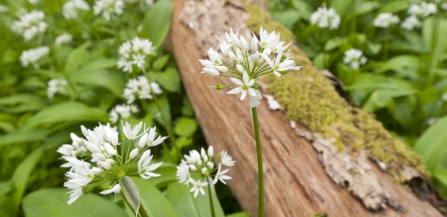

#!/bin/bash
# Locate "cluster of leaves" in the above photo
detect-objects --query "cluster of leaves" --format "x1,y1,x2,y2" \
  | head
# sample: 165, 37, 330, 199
269, 0, 447, 197
0, 0, 245, 216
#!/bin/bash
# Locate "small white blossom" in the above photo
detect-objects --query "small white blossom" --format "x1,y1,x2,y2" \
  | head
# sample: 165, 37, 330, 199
374, 13, 400, 28
189, 179, 208, 198
55, 34, 73, 45
227, 71, 262, 108
122, 121, 143, 140
63, 0, 90, 20
123, 76, 162, 104
100, 184, 121, 195
47, 79, 68, 99
176, 161, 191, 185
0, 5, 8, 13
146, 0, 154, 6
213, 164, 231, 185
408, 2, 437, 17
109, 104, 139, 123
94, 0, 124, 21
310, 5, 341, 29
20, 46, 49, 68
220, 150, 235, 167
343, 49, 367, 70
401, 16, 422, 30
138, 149, 163, 179
12, 10, 47, 41
117, 37, 156, 73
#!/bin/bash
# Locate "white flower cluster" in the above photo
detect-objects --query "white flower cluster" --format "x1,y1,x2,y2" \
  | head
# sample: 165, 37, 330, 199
109, 103, 139, 123
199, 27, 303, 108
28, 0, 39, 4
0, 4, 8, 13
117, 37, 156, 73
47, 79, 68, 99
409, 1, 437, 17
93, 0, 124, 21
12, 10, 47, 41
343, 49, 367, 70
373, 13, 400, 28
176, 146, 235, 197
55, 34, 73, 45
20, 46, 49, 67
310, 5, 341, 30
123, 76, 162, 104
63, 0, 90, 20
402, 2, 437, 30
59, 122, 166, 204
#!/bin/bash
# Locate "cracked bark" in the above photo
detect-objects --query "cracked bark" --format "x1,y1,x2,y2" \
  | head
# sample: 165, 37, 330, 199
169, 0, 443, 216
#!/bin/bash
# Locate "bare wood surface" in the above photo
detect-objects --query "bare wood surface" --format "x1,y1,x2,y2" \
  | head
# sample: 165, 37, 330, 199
169, 0, 443, 216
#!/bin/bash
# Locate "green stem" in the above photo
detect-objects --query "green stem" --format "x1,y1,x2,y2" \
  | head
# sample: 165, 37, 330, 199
384, 29, 389, 61
120, 191, 150, 217
251, 107, 264, 217
428, 15, 440, 87
110, 15, 122, 45
207, 182, 216, 217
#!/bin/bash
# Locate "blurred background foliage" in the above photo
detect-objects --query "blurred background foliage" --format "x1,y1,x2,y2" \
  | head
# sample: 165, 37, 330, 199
269, 0, 447, 198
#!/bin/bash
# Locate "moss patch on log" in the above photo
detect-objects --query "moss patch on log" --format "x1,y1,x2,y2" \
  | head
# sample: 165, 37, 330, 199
244, 3, 428, 181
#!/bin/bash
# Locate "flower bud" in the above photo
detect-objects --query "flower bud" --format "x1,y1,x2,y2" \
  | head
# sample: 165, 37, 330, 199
91, 167, 103, 175
220, 43, 229, 56
216, 65, 228, 73
215, 83, 224, 90
139, 133, 148, 148
236, 64, 244, 73
207, 146, 214, 157
190, 165, 197, 171
240, 36, 248, 51
201, 167, 208, 175
129, 148, 139, 159
103, 143, 117, 155
251, 37, 258, 52
95, 153, 107, 161
203, 68, 220, 77
207, 161, 214, 169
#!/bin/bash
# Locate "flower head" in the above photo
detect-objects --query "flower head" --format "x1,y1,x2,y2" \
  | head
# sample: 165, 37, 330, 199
408, 2, 437, 17
12, 10, 47, 41
63, 0, 90, 20
373, 13, 400, 28
109, 104, 139, 123
20, 46, 49, 68
310, 5, 341, 29
55, 34, 73, 45
93, 0, 124, 21
117, 37, 156, 73
343, 49, 367, 70
123, 76, 162, 104
47, 79, 68, 99
401, 16, 422, 30
199, 27, 302, 108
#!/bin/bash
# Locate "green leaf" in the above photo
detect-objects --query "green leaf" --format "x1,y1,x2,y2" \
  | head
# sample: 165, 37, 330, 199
379, 55, 420, 78
24, 102, 108, 129
174, 117, 198, 137
64, 42, 91, 75
272, 9, 300, 30
167, 183, 201, 217
378, 0, 409, 13
140, 0, 173, 47
330, 0, 352, 15
146, 164, 177, 188
153, 55, 170, 71
77, 58, 117, 73
313, 53, 330, 70
0, 94, 49, 114
423, 17, 447, 56
121, 176, 141, 215
324, 37, 344, 51
148, 95, 171, 127
435, 170, 447, 186
155, 67, 181, 92
414, 116, 447, 171
355, 1, 380, 15
23, 188, 127, 217
226, 212, 250, 217
0, 129, 50, 147
131, 177, 178, 217
71, 69, 125, 97
194, 182, 225, 217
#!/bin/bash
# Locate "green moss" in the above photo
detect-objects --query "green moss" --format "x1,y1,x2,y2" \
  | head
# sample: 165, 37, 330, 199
244, 3, 429, 180
311, 212, 328, 217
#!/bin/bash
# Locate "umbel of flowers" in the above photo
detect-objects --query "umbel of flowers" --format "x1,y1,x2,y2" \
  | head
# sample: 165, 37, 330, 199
176, 146, 235, 197
58, 121, 166, 204
199, 27, 303, 108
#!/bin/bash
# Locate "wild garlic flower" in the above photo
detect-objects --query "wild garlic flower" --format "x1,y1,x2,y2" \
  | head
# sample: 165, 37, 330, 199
123, 76, 162, 104
176, 146, 235, 197
47, 79, 68, 99
199, 27, 303, 108
343, 49, 367, 70
59, 122, 165, 204
63, 0, 90, 20
55, 34, 73, 45
0, 5, 8, 13
401, 16, 422, 30
310, 5, 341, 30
408, 2, 437, 17
373, 13, 400, 28
20, 46, 49, 68
28, 0, 39, 4
146, 0, 154, 6
442, 92, 447, 101
11, 10, 47, 41
117, 37, 156, 73
93, 0, 124, 21
109, 103, 139, 123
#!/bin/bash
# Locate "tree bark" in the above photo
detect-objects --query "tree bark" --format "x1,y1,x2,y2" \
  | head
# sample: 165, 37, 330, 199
169, 0, 443, 216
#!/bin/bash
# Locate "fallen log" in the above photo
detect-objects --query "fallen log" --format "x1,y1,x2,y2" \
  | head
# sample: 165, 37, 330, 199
169, 0, 444, 216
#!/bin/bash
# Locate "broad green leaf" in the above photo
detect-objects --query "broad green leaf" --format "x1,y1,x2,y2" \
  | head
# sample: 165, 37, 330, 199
330, 0, 352, 15
324, 37, 344, 51
423, 17, 447, 56
362, 89, 416, 112
355, 1, 380, 15
313, 53, 330, 70
64, 42, 91, 75
0, 129, 50, 147
414, 116, 447, 171
146, 163, 177, 188
194, 181, 225, 217
76, 58, 117, 74
140, 0, 172, 47
0, 94, 49, 114
131, 177, 178, 217
43, 0, 62, 14
121, 176, 141, 215
378, 0, 409, 13
435, 170, 447, 186
156, 67, 181, 92
23, 188, 127, 217
153, 55, 170, 71
167, 183, 201, 217
272, 9, 300, 30
226, 212, 250, 217
174, 117, 198, 137
291, 1, 311, 21
148, 95, 171, 127
71, 69, 125, 97
24, 102, 108, 129
379, 55, 420, 78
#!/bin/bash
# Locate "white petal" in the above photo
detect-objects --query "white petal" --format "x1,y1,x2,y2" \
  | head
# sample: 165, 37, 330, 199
227, 87, 242, 94
230, 78, 244, 86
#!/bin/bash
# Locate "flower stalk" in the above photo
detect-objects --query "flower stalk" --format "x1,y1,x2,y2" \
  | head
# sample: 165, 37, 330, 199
251, 107, 264, 217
